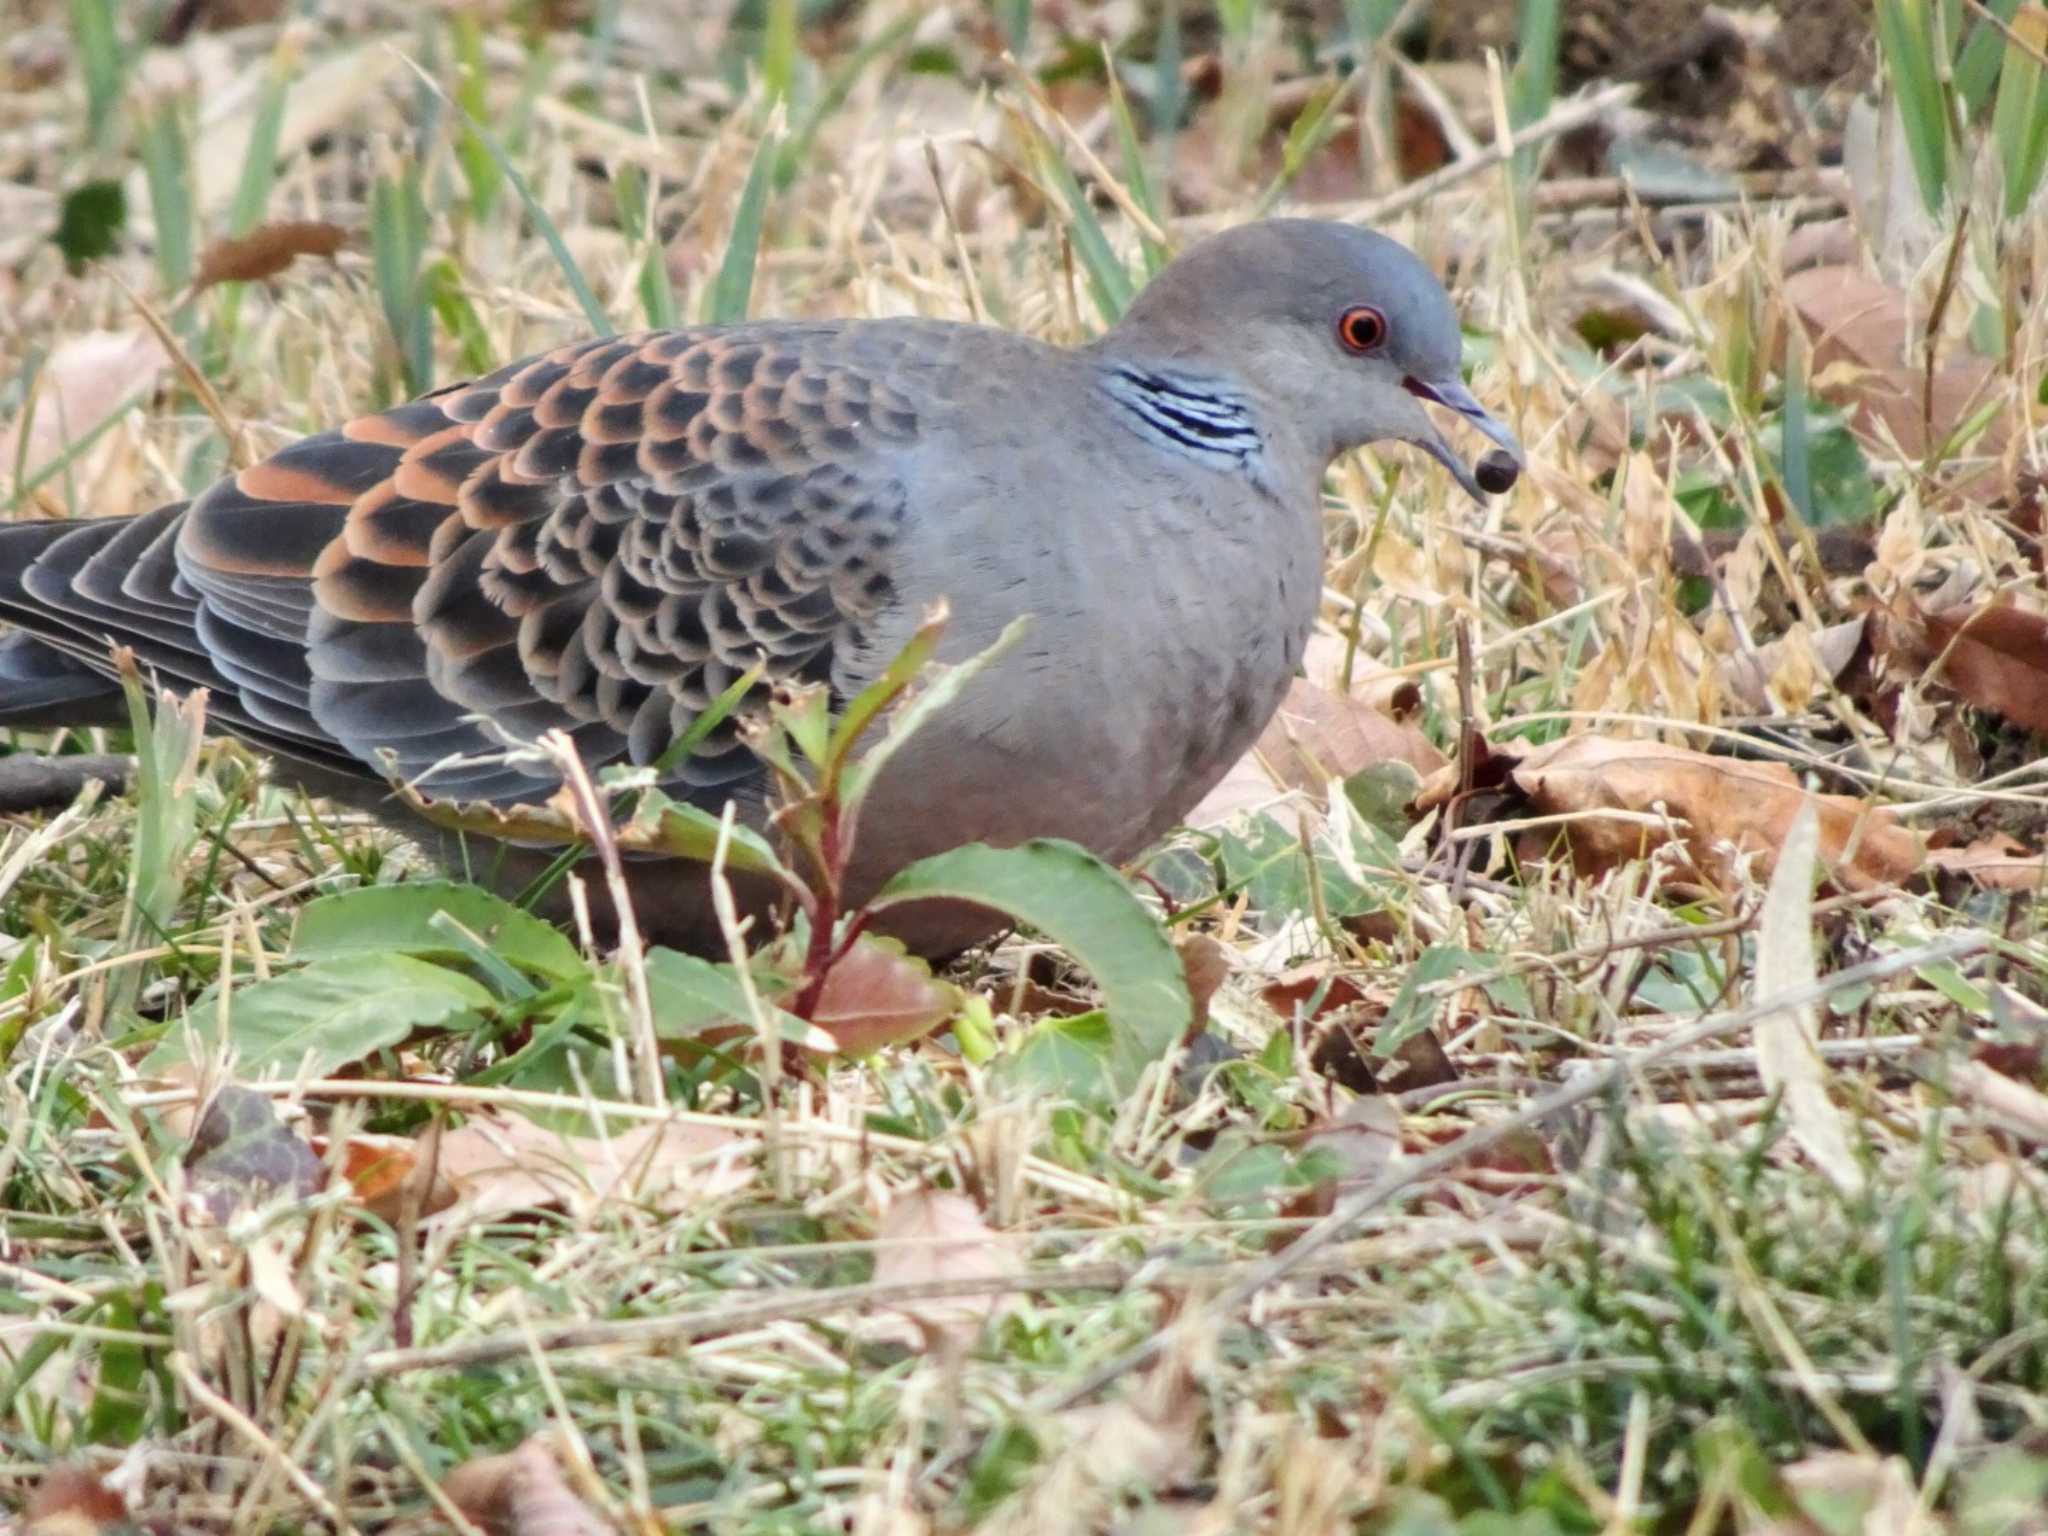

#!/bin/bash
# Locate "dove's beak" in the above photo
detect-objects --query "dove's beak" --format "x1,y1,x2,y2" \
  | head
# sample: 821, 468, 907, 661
1402, 376, 1523, 501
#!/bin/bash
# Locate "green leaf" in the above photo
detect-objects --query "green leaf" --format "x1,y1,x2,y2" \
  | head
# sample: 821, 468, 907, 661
1959, 1448, 2048, 1536
630, 794, 790, 877
871, 840, 1188, 1093
820, 612, 942, 780
1215, 812, 1377, 922
151, 955, 493, 1079
52, 180, 125, 271
840, 614, 1031, 819
1763, 401, 1875, 527
1377, 945, 1489, 1056
1003, 1009, 1119, 1103
643, 948, 829, 1049
291, 881, 586, 983
1198, 1131, 1306, 1212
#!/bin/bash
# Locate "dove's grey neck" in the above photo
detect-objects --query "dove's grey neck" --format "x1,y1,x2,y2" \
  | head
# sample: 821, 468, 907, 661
1096, 364, 1264, 471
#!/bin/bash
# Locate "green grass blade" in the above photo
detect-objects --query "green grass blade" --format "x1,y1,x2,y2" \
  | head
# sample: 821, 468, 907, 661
1509, 0, 1562, 198
114, 664, 207, 1016
450, 11, 503, 223
371, 163, 433, 395
637, 244, 679, 331
1992, 12, 2048, 218
479, 118, 609, 333
1874, 0, 1954, 212
1345, 0, 1406, 42
1105, 51, 1169, 276
614, 163, 678, 331
68, 0, 124, 150
651, 659, 766, 777
138, 101, 194, 294
423, 256, 497, 376
778, 13, 918, 187
1155, 0, 1184, 140
404, 55, 610, 335
994, 0, 1029, 52
588, 0, 626, 90
4, 377, 156, 514
228, 53, 292, 237
1016, 112, 1134, 323
1955, 0, 2024, 115
1781, 381, 1812, 524
1254, 74, 1353, 215
758, 0, 799, 105
705, 126, 781, 325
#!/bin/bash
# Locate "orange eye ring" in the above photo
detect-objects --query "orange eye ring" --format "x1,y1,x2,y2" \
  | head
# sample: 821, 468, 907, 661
1337, 305, 1388, 354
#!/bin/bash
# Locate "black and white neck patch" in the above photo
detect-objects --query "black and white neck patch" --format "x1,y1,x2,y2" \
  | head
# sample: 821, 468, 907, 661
1100, 367, 1262, 469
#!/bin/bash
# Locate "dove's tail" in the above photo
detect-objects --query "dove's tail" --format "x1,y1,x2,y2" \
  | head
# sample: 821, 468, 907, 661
0, 518, 129, 727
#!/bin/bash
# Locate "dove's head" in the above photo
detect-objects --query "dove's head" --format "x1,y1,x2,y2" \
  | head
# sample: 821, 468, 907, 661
1108, 218, 1522, 500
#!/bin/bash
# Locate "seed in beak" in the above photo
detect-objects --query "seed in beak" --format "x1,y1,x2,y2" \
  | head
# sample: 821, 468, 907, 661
1475, 449, 1520, 495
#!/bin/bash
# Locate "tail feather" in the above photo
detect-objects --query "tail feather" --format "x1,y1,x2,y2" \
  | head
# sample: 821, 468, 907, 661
0, 517, 125, 727
0, 630, 124, 726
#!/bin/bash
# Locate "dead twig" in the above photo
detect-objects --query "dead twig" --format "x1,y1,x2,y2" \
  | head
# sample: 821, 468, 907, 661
0, 753, 132, 813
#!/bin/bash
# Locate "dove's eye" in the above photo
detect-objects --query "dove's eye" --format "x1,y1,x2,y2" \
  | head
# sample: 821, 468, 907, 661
1337, 305, 1387, 354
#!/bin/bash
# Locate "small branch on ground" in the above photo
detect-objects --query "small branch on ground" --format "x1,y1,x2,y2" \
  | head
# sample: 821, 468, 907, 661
0, 754, 134, 813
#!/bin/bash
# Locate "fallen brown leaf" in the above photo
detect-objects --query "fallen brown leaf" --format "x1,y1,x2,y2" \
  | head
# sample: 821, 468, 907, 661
988, 1341, 1205, 1536
1289, 1094, 1403, 1219
1189, 676, 1444, 829
1718, 617, 1869, 713
1780, 1453, 1918, 1536
861, 1187, 1022, 1357
1928, 832, 2048, 892
316, 1130, 430, 1218
423, 1112, 750, 1220
444, 1435, 614, 1536
21, 1462, 128, 1535
1421, 733, 1925, 893
1785, 264, 2021, 479
1914, 601, 2048, 737
190, 219, 347, 293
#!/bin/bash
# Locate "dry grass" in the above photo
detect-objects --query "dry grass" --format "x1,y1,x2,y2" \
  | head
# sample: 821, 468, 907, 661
4, 1, 2048, 1531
